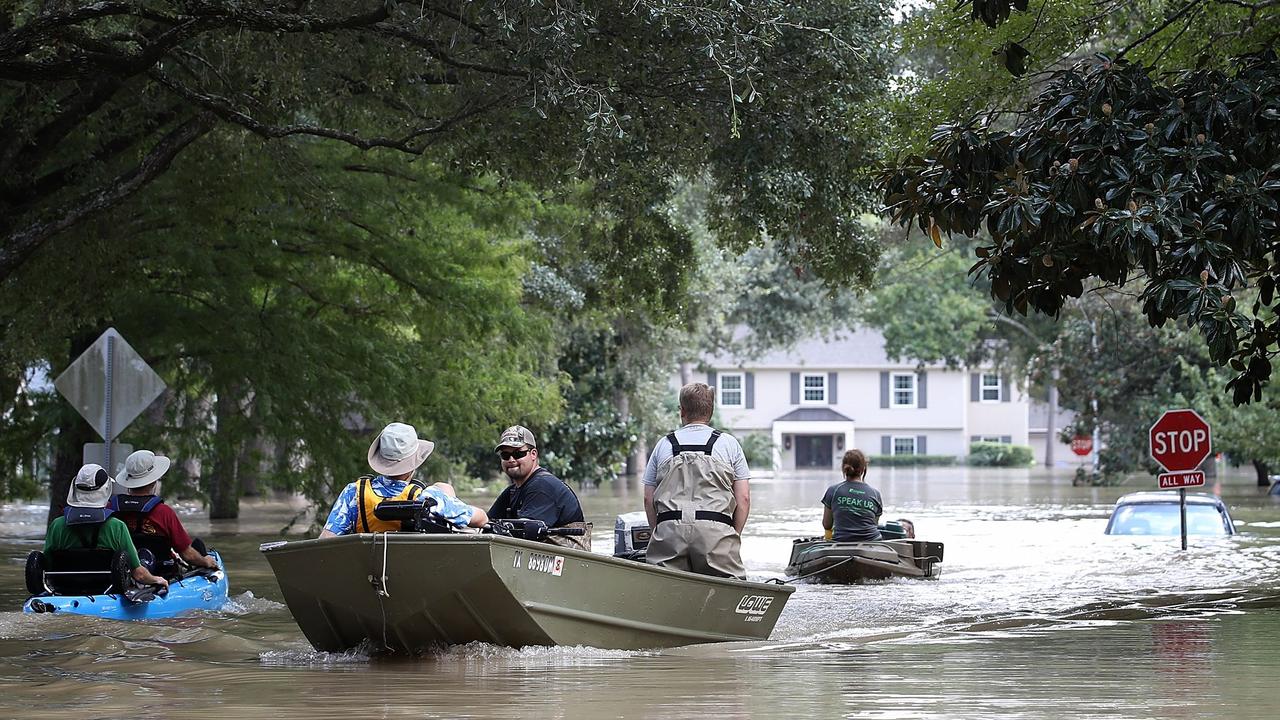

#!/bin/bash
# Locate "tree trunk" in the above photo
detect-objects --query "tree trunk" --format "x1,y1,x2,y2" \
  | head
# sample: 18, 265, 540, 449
208, 390, 242, 519
679, 361, 693, 386
1044, 366, 1059, 467
1253, 459, 1271, 487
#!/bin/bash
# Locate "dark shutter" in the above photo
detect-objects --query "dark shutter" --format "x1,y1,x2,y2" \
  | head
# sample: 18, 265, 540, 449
917, 371, 928, 408
707, 370, 717, 390
828, 372, 838, 404
917, 435, 927, 455
745, 372, 755, 409
1001, 374, 1012, 402
790, 372, 800, 404
880, 372, 890, 408
881, 435, 891, 455
970, 373, 980, 401
970, 435, 980, 443
1001, 435, 1012, 444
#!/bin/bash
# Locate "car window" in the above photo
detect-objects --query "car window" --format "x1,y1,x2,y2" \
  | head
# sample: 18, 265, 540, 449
1108, 503, 1229, 536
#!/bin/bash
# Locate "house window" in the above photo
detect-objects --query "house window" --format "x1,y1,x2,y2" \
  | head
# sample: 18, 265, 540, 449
719, 373, 744, 408
801, 373, 826, 404
891, 373, 916, 408
981, 373, 1002, 402
892, 436, 917, 456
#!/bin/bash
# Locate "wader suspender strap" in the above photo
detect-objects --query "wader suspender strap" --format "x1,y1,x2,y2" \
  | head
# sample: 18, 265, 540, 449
357, 476, 371, 533
665, 429, 722, 456
656, 429, 732, 525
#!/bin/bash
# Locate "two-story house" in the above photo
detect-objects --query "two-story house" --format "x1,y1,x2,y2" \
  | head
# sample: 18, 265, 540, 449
697, 327, 1031, 470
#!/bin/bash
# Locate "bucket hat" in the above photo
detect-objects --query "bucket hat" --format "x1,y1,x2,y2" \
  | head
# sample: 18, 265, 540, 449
368, 422, 435, 476
117, 449, 171, 489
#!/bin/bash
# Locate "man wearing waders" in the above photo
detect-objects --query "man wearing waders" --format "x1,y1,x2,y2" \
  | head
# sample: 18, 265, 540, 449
643, 382, 751, 579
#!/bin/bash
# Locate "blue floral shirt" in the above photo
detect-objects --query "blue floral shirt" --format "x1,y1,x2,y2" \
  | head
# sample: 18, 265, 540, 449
323, 475, 476, 534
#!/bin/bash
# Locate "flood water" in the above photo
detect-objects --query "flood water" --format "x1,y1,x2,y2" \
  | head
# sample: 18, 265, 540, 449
2, 467, 1279, 719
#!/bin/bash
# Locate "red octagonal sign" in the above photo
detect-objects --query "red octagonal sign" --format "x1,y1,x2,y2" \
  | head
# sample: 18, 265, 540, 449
1149, 409, 1212, 473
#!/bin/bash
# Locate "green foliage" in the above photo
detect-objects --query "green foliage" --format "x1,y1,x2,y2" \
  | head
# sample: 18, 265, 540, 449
882, 53, 1280, 403
739, 433, 775, 470
967, 442, 1034, 466
869, 454, 957, 467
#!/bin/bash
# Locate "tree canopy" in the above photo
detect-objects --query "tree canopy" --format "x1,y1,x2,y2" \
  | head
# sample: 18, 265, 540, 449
881, 1, 1279, 403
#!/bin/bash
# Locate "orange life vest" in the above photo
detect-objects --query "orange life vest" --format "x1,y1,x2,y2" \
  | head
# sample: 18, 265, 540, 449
355, 475, 424, 533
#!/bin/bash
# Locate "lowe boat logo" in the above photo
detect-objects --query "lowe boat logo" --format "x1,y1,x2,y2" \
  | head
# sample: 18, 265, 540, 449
735, 595, 773, 618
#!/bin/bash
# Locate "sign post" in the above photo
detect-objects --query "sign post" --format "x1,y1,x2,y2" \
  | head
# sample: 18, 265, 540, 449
1149, 409, 1212, 550
53, 328, 166, 478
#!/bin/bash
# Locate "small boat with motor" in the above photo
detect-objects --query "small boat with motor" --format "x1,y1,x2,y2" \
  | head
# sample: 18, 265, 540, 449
784, 521, 944, 583
22, 549, 229, 620
262, 499, 794, 652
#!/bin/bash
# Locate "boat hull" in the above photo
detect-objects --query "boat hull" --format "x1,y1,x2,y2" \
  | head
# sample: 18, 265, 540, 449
785, 539, 943, 583
22, 551, 230, 620
262, 534, 793, 652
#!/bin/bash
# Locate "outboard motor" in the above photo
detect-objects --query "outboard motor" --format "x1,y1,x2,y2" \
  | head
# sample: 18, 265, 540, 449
614, 511, 651, 561
373, 496, 452, 533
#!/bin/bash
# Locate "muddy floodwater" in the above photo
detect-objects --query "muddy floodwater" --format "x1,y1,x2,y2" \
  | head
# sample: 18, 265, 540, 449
3, 467, 1279, 719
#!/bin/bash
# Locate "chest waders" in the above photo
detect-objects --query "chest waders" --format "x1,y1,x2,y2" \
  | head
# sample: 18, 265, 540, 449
647, 430, 746, 579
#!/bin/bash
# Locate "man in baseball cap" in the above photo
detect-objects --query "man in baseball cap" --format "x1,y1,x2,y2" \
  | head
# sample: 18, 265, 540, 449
320, 422, 488, 537
488, 425, 590, 550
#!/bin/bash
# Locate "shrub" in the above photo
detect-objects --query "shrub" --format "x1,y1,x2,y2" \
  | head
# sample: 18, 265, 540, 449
868, 454, 957, 467
967, 442, 1034, 467
739, 433, 775, 469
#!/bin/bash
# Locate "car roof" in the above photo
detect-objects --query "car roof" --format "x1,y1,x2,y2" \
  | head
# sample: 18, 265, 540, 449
1114, 491, 1225, 506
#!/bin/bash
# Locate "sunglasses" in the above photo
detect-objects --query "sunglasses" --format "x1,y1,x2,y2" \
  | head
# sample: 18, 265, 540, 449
498, 448, 531, 461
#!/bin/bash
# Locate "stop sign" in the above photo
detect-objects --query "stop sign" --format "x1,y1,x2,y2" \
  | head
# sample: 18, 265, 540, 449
1070, 435, 1093, 456
1149, 409, 1212, 472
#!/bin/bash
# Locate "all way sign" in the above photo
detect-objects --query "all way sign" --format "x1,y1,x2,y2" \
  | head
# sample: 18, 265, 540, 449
1158, 471, 1206, 489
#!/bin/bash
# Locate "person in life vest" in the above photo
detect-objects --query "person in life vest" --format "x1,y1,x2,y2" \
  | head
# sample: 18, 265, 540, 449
320, 422, 488, 537
643, 382, 751, 579
821, 449, 884, 542
489, 425, 590, 551
111, 449, 218, 573
42, 464, 169, 590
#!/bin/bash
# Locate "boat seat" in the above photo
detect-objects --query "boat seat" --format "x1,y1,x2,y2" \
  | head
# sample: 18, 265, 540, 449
130, 534, 182, 579
28, 549, 132, 596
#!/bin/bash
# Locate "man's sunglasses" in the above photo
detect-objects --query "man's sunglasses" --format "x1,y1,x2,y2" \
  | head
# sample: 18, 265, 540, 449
498, 448, 531, 461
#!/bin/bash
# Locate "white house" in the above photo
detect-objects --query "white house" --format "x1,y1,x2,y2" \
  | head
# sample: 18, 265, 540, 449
696, 327, 1032, 470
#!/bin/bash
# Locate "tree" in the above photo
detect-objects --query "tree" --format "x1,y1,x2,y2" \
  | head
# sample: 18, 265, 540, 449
882, 52, 1280, 403
2, 134, 565, 518
2, 0, 892, 289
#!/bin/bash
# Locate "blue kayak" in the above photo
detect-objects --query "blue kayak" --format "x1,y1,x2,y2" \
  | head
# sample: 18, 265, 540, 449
22, 550, 229, 620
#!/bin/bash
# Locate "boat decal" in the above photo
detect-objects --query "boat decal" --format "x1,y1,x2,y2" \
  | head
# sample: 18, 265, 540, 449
527, 552, 564, 577
735, 594, 773, 622
513, 551, 523, 568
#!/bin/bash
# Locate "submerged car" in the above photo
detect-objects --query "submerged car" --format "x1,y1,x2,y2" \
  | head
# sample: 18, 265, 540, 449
1104, 492, 1236, 536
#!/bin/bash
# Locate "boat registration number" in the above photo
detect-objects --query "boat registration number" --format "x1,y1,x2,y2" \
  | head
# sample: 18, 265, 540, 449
513, 551, 564, 577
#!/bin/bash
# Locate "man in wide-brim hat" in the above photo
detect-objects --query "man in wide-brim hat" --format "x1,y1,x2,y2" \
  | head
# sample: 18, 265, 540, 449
109, 449, 218, 571
42, 464, 169, 589
319, 422, 488, 537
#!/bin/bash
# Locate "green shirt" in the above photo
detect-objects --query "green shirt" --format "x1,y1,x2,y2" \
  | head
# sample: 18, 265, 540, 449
43, 516, 141, 569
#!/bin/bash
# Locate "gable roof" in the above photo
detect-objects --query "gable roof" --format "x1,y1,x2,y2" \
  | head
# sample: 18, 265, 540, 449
706, 326, 922, 370
774, 407, 853, 422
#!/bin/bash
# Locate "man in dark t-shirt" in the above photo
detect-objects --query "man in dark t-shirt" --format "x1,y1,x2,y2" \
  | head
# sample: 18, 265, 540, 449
821, 479, 884, 542
490, 425, 589, 550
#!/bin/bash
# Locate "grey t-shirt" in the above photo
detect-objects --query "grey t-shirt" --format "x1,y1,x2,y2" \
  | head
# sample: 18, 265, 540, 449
642, 423, 750, 487
822, 480, 883, 542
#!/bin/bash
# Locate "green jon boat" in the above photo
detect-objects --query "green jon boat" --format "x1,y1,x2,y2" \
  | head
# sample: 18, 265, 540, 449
262, 532, 794, 652
785, 537, 944, 583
